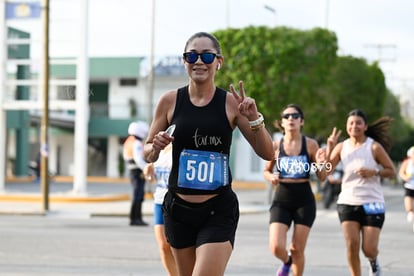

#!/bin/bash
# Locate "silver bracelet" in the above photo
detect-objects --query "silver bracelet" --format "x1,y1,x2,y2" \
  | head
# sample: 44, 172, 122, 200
248, 113, 264, 127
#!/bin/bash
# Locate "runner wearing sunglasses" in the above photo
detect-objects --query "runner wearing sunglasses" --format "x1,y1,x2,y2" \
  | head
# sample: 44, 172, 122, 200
263, 103, 328, 276
143, 31, 273, 276
183, 52, 222, 64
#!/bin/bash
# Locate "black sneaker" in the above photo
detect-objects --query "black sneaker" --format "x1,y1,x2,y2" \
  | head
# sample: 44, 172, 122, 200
130, 219, 148, 226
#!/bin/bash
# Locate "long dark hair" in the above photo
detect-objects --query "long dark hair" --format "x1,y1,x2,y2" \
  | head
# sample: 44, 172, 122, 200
348, 109, 393, 152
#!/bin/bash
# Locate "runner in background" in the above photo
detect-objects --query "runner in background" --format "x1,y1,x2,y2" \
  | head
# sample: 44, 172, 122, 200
398, 145, 414, 230
144, 144, 178, 275
326, 109, 396, 276
123, 121, 149, 226
263, 103, 327, 276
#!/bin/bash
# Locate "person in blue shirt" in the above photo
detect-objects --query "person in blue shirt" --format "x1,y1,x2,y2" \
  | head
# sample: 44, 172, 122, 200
144, 144, 178, 275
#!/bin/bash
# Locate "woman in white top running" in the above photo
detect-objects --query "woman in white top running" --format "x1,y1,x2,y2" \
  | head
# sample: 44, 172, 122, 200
398, 146, 414, 226
144, 144, 178, 276
326, 109, 396, 276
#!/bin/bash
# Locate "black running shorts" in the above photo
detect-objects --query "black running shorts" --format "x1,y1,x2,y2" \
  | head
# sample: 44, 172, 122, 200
269, 181, 316, 227
404, 187, 414, 197
163, 189, 239, 249
337, 204, 385, 228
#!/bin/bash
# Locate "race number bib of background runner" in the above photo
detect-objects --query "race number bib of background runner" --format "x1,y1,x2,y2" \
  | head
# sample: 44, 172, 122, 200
178, 149, 229, 190
363, 202, 385, 215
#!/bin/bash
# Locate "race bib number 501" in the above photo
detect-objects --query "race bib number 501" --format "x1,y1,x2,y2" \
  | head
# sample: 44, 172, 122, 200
178, 149, 229, 190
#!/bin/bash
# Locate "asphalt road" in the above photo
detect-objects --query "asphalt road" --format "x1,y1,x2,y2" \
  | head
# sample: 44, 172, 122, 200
0, 184, 413, 275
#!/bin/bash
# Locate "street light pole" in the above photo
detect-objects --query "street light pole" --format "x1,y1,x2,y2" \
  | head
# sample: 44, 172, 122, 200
147, 0, 155, 124
264, 4, 277, 27
226, 0, 230, 28
0, 2, 7, 192
325, 0, 330, 29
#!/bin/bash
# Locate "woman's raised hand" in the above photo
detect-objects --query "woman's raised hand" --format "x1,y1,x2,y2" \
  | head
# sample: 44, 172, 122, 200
230, 80, 258, 120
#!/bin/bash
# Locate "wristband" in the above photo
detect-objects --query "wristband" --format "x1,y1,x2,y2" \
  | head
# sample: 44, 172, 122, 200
250, 122, 265, 132
249, 113, 264, 127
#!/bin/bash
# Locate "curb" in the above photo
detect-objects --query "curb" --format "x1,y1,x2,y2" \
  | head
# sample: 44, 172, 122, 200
6, 176, 267, 189
0, 193, 130, 203
2, 178, 268, 204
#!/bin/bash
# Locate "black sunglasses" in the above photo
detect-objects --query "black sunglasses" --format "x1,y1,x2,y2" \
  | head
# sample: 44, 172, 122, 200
183, 52, 221, 64
282, 113, 301, 119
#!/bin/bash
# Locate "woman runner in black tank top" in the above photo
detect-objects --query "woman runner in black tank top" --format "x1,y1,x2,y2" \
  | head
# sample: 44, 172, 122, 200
263, 104, 327, 276
143, 32, 273, 276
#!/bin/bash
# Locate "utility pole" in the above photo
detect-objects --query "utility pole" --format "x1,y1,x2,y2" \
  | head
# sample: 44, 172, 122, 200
40, 0, 50, 211
364, 43, 397, 63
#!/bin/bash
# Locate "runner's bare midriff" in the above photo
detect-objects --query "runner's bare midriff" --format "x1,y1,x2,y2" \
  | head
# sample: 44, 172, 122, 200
278, 178, 309, 184
177, 193, 219, 203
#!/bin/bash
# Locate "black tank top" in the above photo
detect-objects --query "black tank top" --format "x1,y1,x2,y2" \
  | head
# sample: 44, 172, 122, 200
169, 86, 233, 194
276, 135, 311, 179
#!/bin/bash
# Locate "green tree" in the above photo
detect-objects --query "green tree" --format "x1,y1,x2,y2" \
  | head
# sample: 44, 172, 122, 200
321, 57, 388, 133
212, 26, 412, 161
214, 26, 337, 135
323, 56, 411, 158
384, 92, 413, 160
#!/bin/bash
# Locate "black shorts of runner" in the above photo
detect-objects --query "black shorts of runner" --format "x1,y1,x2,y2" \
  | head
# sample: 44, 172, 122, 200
162, 189, 239, 249
269, 182, 316, 227
404, 187, 414, 197
337, 204, 385, 228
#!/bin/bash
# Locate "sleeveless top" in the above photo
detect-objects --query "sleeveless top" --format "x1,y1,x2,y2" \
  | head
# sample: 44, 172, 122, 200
123, 136, 146, 171
338, 137, 384, 205
276, 135, 311, 179
403, 159, 414, 190
169, 86, 233, 195
123, 136, 136, 170
153, 146, 172, 204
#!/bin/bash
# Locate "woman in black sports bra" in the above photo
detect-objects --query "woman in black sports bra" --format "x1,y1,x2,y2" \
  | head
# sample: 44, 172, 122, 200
263, 104, 327, 276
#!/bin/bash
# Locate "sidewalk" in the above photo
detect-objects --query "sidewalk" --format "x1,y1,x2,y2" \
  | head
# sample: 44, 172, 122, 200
1, 176, 403, 218
0, 176, 271, 217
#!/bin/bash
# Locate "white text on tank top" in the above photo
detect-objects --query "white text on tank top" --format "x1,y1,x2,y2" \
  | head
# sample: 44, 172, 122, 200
153, 149, 172, 204
338, 137, 384, 205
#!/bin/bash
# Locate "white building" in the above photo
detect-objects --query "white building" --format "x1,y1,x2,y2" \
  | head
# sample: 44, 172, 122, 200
7, 56, 266, 182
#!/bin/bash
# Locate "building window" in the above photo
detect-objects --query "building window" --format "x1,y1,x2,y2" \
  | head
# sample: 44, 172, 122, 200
57, 85, 76, 100
119, 78, 137, 86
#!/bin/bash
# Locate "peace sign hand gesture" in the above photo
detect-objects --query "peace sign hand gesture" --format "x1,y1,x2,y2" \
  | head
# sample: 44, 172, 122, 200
229, 80, 258, 120
327, 127, 342, 149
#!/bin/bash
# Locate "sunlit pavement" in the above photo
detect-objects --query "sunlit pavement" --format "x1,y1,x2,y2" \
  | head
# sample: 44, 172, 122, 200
0, 178, 413, 275
0, 178, 272, 217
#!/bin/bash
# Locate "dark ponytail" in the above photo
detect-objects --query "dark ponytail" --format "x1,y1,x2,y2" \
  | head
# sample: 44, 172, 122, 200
348, 109, 393, 152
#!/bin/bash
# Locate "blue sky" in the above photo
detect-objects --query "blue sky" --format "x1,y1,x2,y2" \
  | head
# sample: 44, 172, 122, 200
6, 0, 414, 95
